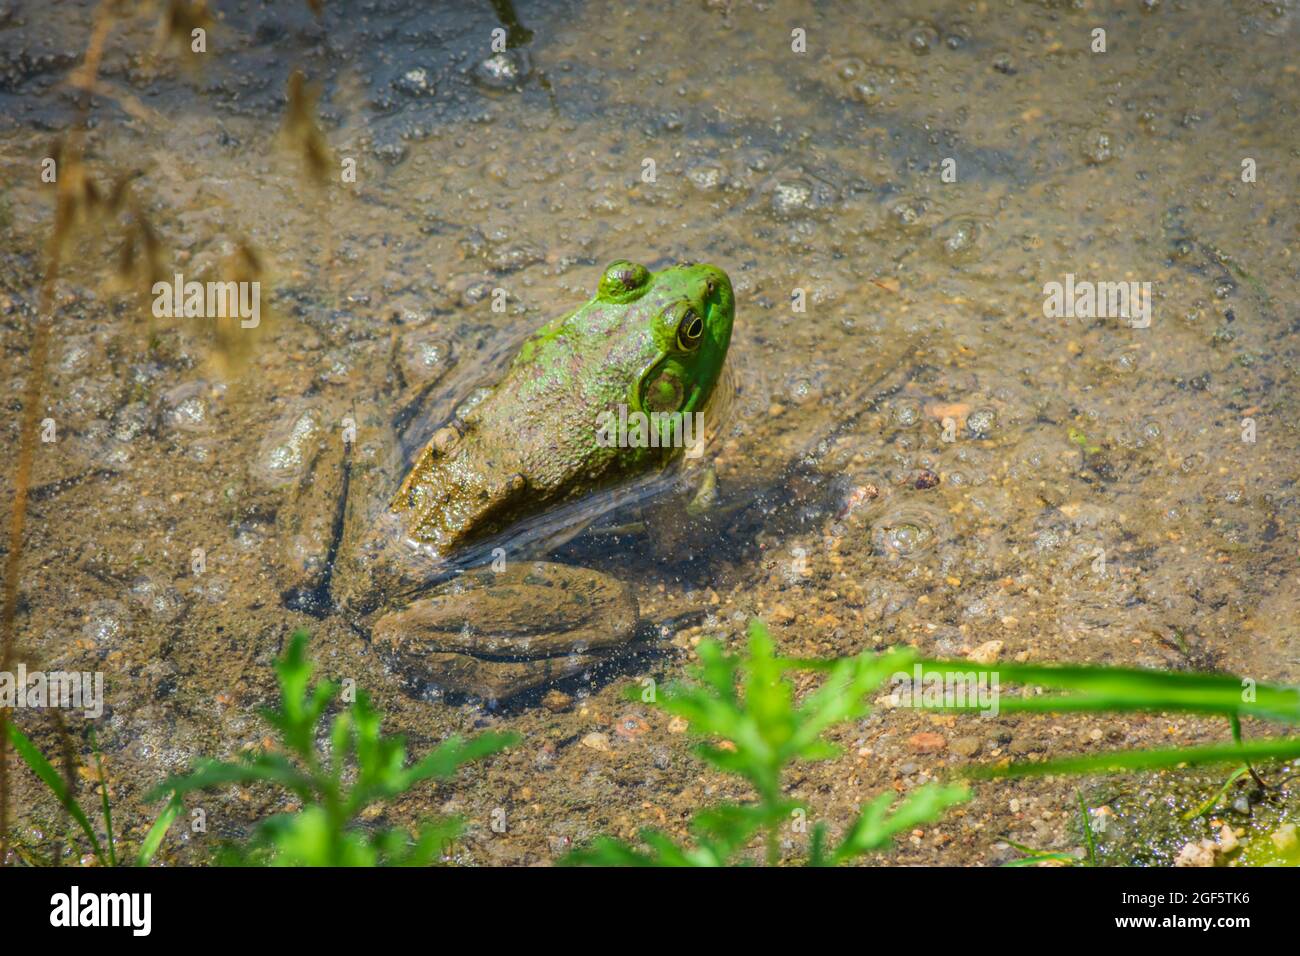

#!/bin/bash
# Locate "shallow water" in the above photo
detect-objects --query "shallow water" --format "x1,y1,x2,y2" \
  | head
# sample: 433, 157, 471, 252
1, 0, 1297, 864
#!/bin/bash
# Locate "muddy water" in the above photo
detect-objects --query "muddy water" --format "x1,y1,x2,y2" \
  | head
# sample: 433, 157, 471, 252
1, 0, 1297, 865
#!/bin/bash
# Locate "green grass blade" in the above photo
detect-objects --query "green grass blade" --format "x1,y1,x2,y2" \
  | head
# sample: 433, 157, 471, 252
144, 753, 317, 802
89, 729, 116, 867
1077, 790, 1096, 865
398, 731, 519, 789
6, 722, 105, 864
916, 660, 1300, 722
136, 793, 183, 866
1003, 853, 1078, 867
1182, 765, 1250, 821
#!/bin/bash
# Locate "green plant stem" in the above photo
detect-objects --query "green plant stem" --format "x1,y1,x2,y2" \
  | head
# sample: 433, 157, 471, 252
90, 729, 116, 867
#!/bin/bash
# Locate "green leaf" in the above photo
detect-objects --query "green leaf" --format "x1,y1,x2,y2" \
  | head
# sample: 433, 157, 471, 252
1183, 765, 1250, 821
258, 806, 338, 866
692, 801, 795, 861
266, 630, 339, 759
808, 822, 829, 867
560, 835, 665, 867
138, 632, 515, 866
136, 793, 183, 866
695, 639, 739, 702
394, 731, 519, 792
145, 753, 316, 803
6, 722, 105, 865
385, 818, 463, 866
831, 782, 970, 864
789, 647, 913, 756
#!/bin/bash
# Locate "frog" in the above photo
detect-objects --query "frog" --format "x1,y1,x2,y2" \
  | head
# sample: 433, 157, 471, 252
273, 260, 735, 703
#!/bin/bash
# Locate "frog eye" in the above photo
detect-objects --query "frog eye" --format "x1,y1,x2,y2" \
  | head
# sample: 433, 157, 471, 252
676, 308, 704, 351
598, 260, 650, 300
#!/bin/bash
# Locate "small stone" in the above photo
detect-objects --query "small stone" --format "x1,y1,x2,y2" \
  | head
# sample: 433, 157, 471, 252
667, 716, 689, 734
908, 732, 947, 753
614, 714, 649, 738
966, 407, 997, 437
1080, 129, 1115, 165
770, 180, 814, 217
581, 732, 611, 753
473, 49, 532, 91
393, 67, 435, 96
541, 689, 573, 713
836, 483, 879, 520
1216, 823, 1238, 854
968, 640, 1003, 665
913, 469, 940, 490
768, 603, 796, 625
1173, 839, 1217, 868
1271, 823, 1297, 852
950, 736, 981, 757
925, 402, 970, 428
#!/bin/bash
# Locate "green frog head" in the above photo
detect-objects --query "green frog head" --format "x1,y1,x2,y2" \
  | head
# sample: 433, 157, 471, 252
333, 260, 735, 613
518, 258, 736, 429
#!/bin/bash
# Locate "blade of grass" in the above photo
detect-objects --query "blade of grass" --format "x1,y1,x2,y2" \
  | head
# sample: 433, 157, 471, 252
1182, 765, 1250, 821
1077, 790, 1097, 865
916, 659, 1300, 723
997, 836, 1078, 867
136, 793, 183, 866
89, 728, 116, 866
5, 723, 104, 864
1003, 853, 1077, 866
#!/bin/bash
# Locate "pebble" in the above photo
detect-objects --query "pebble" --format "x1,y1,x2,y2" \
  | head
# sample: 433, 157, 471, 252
1174, 824, 1238, 866
1080, 129, 1115, 165
1271, 823, 1298, 852
913, 469, 940, 490
614, 714, 649, 738
908, 732, 947, 753
968, 640, 1003, 665
472, 50, 531, 90
580, 732, 611, 753
393, 67, 435, 96
541, 689, 572, 713
966, 407, 997, 437
768, 603, 796, 625
949, 736, 981, 757
770, 179, 814, 217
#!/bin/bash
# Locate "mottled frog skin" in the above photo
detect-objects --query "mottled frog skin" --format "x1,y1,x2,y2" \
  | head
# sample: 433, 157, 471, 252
278, 261, 734, 701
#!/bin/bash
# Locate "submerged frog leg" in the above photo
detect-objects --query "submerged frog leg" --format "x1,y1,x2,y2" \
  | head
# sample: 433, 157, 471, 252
372, 561, 639, 700
397, 649, 615, 702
